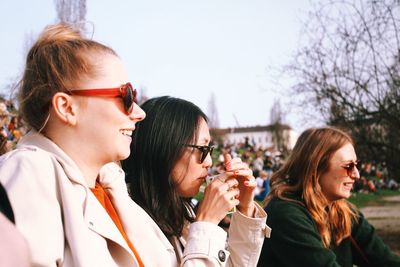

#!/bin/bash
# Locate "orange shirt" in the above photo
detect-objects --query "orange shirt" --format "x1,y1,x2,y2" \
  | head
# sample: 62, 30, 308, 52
91, 182, 144, 267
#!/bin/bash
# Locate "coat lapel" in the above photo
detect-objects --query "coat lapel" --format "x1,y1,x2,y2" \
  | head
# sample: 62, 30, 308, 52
19, 132, 139, 263
100, 163, 177, 266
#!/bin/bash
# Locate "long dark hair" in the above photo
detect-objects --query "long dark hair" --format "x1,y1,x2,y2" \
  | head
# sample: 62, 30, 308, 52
122, 96, 208, 237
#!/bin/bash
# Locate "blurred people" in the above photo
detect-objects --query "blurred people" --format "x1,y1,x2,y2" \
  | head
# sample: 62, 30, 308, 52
254, 170, 270, 202
0, 109, 12, 155
7, 116, 23, 142
258, 127, 400, 267
253, 150, 264, 172
0, 23, 182, 266
0, 134, 9, 156
122, 96, 270, 266
0, 104, 10, 139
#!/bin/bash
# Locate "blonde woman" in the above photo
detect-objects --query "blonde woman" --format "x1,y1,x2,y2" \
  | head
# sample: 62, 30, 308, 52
0, 23, 183, 267
258, 127, 400, 267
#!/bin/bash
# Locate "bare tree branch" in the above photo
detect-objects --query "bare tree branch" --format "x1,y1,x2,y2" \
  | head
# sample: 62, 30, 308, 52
287, 0, 400, 180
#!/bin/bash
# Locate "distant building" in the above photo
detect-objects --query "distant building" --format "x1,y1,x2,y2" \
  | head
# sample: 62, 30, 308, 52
210, 123, 298, 151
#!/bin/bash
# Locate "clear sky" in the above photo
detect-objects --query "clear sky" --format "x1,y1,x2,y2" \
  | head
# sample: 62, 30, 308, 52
0, 0, 314, 132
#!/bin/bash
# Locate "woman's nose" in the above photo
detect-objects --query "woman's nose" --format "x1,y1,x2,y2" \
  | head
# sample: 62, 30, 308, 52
129, 104, 146, 122
202, 152, 213, 168
351, 167, 360, 180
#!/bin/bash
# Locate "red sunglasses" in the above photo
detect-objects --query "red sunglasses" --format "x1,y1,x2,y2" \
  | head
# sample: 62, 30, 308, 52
70, 82, 137, 114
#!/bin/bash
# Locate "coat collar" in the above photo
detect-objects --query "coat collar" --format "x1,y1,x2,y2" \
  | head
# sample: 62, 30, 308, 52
18, 131, 87, 186
17, 132, 175, 265
18, 132, 140, 262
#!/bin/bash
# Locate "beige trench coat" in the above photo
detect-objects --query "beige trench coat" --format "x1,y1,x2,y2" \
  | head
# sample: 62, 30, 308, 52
0, 131, 270, 267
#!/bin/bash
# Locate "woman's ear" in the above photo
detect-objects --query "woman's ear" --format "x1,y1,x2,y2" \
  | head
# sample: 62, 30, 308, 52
51, 92, 78, 126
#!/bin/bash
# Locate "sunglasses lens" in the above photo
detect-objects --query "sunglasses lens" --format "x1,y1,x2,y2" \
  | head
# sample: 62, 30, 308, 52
184, 144, 214, 164
122, 83, 137, 114
200, 146, 214, 163
200, 148, 207, 163
345, 161, 361, 176
356, 161, 362, 170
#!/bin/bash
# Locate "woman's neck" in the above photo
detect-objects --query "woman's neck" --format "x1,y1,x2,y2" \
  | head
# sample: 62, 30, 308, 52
47, 131, 101, 188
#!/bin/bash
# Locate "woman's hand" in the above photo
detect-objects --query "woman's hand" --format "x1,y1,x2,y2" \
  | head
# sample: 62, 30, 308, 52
224, 154, 256, 217
195, 172, 239, 224
196, 154, 257, 223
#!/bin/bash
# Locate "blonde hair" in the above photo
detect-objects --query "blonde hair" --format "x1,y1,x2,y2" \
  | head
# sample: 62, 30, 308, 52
18, 23, 117, 131
264, 127, 358, 247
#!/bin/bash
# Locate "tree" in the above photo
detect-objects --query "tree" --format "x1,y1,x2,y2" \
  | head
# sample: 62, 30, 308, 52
207, 92, 220, 129
287, 0, 400, 180
270, 98, 284, 126
54, 0, 87, 25
270, 99, 290, 156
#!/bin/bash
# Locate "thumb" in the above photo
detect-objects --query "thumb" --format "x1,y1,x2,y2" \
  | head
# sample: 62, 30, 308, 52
224, 153, 232, 171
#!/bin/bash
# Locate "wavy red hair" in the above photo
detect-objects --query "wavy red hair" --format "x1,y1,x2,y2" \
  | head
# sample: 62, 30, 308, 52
264, 127, 358, 247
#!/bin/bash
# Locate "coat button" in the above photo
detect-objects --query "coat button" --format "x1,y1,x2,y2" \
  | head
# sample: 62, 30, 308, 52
218, 250, 226, 262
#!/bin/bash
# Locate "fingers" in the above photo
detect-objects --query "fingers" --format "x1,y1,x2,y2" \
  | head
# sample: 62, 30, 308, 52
223, 154, 254, 182
207, 177, 239, 203
224, 153, 232, 170
244, 176, 257, 187
211, 168, 252, 182
211, 175, 238, 189
225, 168, 254, 187
219, 185, 240, 210
228, 195, 240, 207
227, 168, 252, 178
224, 156, 250, 172
197, 177, 239, 223
229, 159, 250, 172
224, 178, 239, 191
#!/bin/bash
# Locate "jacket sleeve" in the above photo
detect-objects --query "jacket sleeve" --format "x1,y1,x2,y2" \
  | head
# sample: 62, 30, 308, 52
227, 202, 269, 267
352, 211, 400, 267
259, 199, 342, 267
182, 202, 269, 267
181, 221, 230, 266
0, 149, 65, 267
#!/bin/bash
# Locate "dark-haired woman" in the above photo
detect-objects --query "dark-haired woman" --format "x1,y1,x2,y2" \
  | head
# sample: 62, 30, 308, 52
257, 127, 400, 267
123, 96, 270, 266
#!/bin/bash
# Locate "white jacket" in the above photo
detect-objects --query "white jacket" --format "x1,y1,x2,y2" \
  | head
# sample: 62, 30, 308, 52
172, 203, 270, 266
0, 131, 270, 266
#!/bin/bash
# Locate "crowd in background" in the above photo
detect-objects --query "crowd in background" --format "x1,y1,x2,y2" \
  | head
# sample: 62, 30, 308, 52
1, 98, 399, 198
0, 99, 26, 155
209, 139, 284, 202
354, 161, 399, 192
210, 137, 399, 202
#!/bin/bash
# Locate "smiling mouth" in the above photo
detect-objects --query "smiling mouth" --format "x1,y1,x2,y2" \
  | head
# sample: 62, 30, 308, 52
120, 129, 133, 137
343, 182, 353, 189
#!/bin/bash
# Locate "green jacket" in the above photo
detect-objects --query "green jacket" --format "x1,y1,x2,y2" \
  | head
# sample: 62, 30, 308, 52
257, 197, 400, 267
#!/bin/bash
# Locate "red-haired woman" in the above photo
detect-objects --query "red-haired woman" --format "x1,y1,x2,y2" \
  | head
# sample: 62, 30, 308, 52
258, 127, 400, 267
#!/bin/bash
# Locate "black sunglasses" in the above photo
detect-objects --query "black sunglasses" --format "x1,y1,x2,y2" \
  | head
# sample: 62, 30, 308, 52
342, 160, 361, 176
184, 144, 215, 163
70, 82, 137, 114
